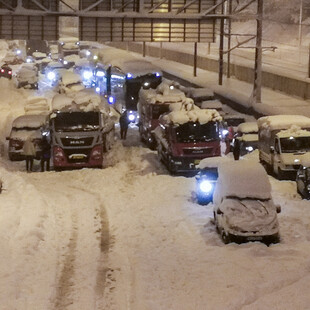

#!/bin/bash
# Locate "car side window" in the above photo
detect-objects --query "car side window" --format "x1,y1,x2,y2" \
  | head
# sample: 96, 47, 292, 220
275, 138, 280, 153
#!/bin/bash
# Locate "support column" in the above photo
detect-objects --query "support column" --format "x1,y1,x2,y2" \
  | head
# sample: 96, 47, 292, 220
194, 42, 198, 77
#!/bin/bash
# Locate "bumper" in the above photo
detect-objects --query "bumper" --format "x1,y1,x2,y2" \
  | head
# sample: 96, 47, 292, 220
168, 157, 203, 174
227, 232, 280, 245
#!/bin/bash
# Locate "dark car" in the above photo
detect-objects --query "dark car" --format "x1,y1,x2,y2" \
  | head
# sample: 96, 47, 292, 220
0, 64, 12, 79
296, 164, 310, 199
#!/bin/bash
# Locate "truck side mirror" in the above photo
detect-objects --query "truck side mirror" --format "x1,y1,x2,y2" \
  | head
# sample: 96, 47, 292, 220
270, 146, 275, 154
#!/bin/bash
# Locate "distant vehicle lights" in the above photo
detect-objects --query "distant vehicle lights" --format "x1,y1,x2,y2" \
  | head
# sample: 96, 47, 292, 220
108, 96, 115, 104
82, 70, 93, 80
199, 180, 213, 194
155, 72, 161, 77
128, 113, 135, 122
96, 70, 105, 77
47, 71, 56, 81
127, 73, 133, 79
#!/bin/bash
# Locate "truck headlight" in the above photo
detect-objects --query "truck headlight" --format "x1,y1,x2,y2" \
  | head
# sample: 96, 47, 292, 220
128, 113, 135, 122
47, 71, 56, 81
245, 146, 254, 152
307, 184, 310, 191
83, 70, 93, 80
199, 180, 213, 194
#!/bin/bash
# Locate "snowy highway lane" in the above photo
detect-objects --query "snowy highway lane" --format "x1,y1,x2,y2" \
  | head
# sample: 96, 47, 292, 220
2, 132, 310, 309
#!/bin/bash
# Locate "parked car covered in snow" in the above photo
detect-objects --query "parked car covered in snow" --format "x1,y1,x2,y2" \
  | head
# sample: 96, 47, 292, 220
58, 71, 85, 95
213, 161, 281, 245
6, 114, 48, 161
24, 96, 50, 114
296, 157, 310, 199
16, 64, 38, 89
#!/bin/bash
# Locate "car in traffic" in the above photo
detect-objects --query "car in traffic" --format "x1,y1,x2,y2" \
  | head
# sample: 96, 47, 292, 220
213, 161, 281, 245
16, 64, 39, 89
0, 64, 12, 79
44, 61, 67, 86
296, 160, 310, 199
58, 71, 85, 95
6, 114, 48, 161
195, 156, 230, 205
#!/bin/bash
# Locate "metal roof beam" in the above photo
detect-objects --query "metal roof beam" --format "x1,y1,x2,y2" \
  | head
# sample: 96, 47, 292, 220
30, 0, 49, 12
0, 0, 13, 10
233, 0, 256, 14
59, 0, 76, 12
117, 0, 134, 12
176, 0, 199, 14
82, 0, 106, 12
203, 0, 228, 16
148, 0, 168, 13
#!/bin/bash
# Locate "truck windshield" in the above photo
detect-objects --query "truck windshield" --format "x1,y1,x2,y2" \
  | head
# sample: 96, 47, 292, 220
175, 122, 219, 143
53, 112, 100, 132
280, 136, 310, 153
151, 104, 170, 119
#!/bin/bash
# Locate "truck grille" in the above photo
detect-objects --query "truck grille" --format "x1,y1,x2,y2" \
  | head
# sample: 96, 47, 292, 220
64, 148, 92, 163
183, 147, 214, 155
61, 137, 94, 147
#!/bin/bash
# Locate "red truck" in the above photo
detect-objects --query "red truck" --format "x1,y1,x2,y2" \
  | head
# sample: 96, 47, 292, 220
154, 105, 222, 174
138, 82, 186, 149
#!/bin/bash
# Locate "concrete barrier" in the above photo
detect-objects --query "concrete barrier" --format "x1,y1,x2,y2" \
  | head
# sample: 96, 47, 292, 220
108, 42, 310, 100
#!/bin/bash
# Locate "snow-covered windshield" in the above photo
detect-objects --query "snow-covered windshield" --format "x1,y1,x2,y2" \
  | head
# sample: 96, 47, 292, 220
53, 111, 100, 132
175, 121, 219, 143
280, 136, 310, 153
151, 104, 170, 119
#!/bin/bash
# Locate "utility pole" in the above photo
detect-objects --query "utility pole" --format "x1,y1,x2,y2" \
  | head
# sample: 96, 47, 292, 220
253, 0, 263, 104
299, 0, 303, 47
218, 3, 225, 85
227, 0, 232, 78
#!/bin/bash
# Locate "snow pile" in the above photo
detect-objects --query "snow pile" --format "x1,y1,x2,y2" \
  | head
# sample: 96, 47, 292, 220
258, 115, 310, 132
12, 114, 47, 129
237, 121, 258, 134
24, 96, 50, 114
52, 89, 106, 113
198, 155, 231, 170
64, 54, 80, 63
185, 87, 214, 100
276, 126, 310, 138
213, 161, 272, 203
61, 71, 82, 85
162, 104, 222, 125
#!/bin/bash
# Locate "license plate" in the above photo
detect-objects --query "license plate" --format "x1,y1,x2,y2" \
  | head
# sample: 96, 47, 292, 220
71, 155, 86, 159
247, 236, 263, 241
194, 159, 201, 165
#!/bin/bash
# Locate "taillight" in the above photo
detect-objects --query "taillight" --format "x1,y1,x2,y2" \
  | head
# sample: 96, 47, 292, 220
8, 71, 12, 75
1, 69, 4, 73
53, 146, 65, 162
90, 145, 102, 160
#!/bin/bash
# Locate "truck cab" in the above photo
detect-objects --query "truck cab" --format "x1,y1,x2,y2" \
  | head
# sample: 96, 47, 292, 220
154, 105, 222, 174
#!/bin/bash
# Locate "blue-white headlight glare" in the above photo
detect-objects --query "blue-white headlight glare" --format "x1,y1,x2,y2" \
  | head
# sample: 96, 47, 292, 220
86, 50, 91, 56
47, 71, 56, 81
26, 57, 32, 63
127, 73, 133, 79
95, 87, 100, 93
245, 146, 254, 152
222, 129, 229, 137
108, 96, 115, 104
128, 113, 135, 122
83, 70, 93, 80
63, 60, 68, 65
15, 49, 21, 55
199, 180, 213, 194
155, 72, 161, 77
96, 70, 105, 77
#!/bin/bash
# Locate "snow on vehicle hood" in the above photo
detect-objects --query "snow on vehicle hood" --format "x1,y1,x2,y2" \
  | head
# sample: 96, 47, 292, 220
61, 71, 82, 86
239, 134, 258, 142
32, 52, 46, 58
220, 198, 278, 233
279, 152, 310, 166
64, 54, 80, 62
24, 97, 49, 114
198, 156, 231, 170
237, 121, 258, 134
276, 126, 310, 138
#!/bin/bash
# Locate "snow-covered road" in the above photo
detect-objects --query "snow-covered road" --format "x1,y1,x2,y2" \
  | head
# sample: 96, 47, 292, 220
1, 57, 310, 309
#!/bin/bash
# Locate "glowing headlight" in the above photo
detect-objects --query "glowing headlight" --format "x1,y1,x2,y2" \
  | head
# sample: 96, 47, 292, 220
127, 73, 133, 79
93, 55, 98, 60
96, 70, 105, 77
199, 180, 213, 194
307, 184, 310, 191
246, 146, 254, 152
83, 70, 93, 79
155, 72, 161, 77
128, 114, 135, 122
169, 85, 174, 90
222, 129, 229, 136
294, 159, 300, 163
26, 58, 32, 63
47, 71, 56, 80
108, 96, 115, 104
16, 49, 21, 55
95, 87, 100, 93
144, 82, 150, 87
86, 50, 91, 56
63, 60, 68, 65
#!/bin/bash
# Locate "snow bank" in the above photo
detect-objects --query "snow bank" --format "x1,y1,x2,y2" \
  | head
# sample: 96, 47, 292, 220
198, 155, 231, 170
213, 161, 272, 203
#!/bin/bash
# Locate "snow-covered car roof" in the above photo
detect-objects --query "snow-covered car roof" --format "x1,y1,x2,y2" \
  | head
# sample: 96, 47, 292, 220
32, 52, 47, 58
24, 97, 50, 114
12, 114, 47, 129
201, 100, 223, 110
59, 37, 79, 44
237, 121, 258, 134
257, 115, 310, 131
213, 161, 272, 203
64, 54, 80, 62
276, 126, 310, 138
198, 156, 231, 170
17, 67, 37, 78
60, 71, 82, 86
186, 87, 214, 99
